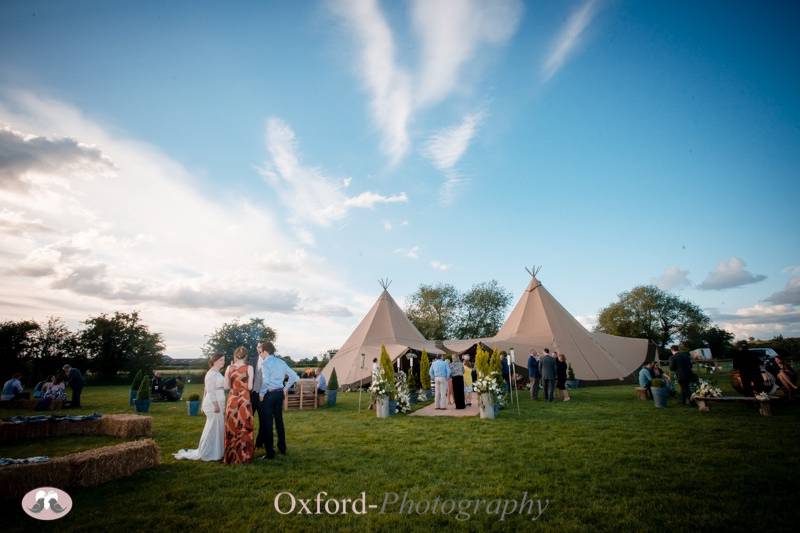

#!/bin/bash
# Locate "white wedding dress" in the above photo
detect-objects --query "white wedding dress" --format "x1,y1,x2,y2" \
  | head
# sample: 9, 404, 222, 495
173, 368, 225, 461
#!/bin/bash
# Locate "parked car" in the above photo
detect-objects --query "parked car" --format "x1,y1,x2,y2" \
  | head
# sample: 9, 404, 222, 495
749, 347, 778, 363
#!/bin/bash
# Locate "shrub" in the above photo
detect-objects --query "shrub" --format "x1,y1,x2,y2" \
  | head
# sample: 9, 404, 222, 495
379, 345, 396, 398
420, 350, 431, 389
567, 363, 575, 381
130, 369, 143, 391
651, 378, 665, 388
137, 376, 151, 401
188, 393, 200, 402
328, 368, 338, 391
476, 345, 491, 377
407, 367, 419, 391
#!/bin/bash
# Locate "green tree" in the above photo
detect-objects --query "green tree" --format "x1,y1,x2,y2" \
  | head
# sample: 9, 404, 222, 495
81, 311, 165, 380
379, 345, 396, 398
454, 280, 513, 339
419, 350, 431, 389
405, 283, 460, 340
0, 320, 40, 375
595, 285, 710, 351
29, 317, 85, 380
203, 318, 277, 366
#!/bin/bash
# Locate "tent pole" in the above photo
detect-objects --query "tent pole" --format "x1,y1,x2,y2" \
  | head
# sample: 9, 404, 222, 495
510, 348, 521, 415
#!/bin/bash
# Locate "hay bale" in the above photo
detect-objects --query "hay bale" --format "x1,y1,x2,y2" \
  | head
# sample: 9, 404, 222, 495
69, 439, 160, 487
99, 414, 152, 438
0, 458, 72, 500
0, 420, 51, 443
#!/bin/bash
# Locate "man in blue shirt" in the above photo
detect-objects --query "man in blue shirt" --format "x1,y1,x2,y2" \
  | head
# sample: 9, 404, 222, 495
527, 350, 541, 400
1, 373, 25, 401
257, 341, 299, 459
429, 354, 451, 410
638, 363, 654, 399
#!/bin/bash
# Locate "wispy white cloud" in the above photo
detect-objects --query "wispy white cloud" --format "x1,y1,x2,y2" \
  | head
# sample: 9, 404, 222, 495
653, 266, 691, 291
764, 275, 800, 305
542, 0, 599, 82
697, 257, 766, 291
0, 92, 368, 357
423, 110, 485, 205
394, 245, 419, 259
711, 304, 800, 340
431, 259, 451, 271
411, 0, 523, 106
258, 117, 407, 230
330, 0, 521, 165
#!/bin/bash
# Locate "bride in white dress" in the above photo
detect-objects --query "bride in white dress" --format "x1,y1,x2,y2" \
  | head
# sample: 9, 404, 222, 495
174, 353, 226, 461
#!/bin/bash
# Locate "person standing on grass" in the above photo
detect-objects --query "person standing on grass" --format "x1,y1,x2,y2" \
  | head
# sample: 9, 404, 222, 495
528, 349, 541, 400
62, 364, 84, 408
556, 353, 571, 401
224, 346, 254, 464
257, 342, 299, 460
462, 355, 474, 406
539, 349, 557, 402
253, 341, 269, 448
669, 345, 694, 405
429, 353, 451, 410
449, 354, 466, 409
174, 353, 226, 461
501, 352, 511, 394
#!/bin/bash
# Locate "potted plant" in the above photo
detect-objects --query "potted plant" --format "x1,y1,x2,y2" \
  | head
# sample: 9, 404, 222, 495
419, 350, 431, 400
369, 369, 392, 418
474, 376, 499, 419
327, 368, 338, 407
130, 369, 143, 406
566, 363, 579, 389
651, 378, 669, 408
394, 370, 411, 414
186, 393, 201, 416
135, 376, 151, 413
407, 371, 419, 405
379, 346, 397, 414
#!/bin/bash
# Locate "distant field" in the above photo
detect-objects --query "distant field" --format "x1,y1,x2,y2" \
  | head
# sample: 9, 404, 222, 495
2, 373, 798, 532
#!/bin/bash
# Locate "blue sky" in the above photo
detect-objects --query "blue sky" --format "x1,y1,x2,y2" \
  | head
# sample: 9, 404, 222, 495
1, 0, 798, 358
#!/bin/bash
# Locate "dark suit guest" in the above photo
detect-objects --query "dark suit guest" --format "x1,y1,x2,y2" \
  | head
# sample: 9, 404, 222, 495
527, 350, 541, 400
539, 349, 557, 402
501, 353, 511, 393
668, 346, 693, 405
62, 365, 84, 408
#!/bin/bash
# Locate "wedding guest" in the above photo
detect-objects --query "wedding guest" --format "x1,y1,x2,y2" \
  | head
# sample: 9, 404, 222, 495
501, 352, 511, 393
429, 353, 451, 410
223, 346, 254, 464
539, 349, 556, 402
449, 354, 465, 410
174, 353, 226, 461
257, 341, 299, 460
769, 356, 797, 399
253, 341, 269, 448
315, 367, 327, 394
639, 363, 654, 399
462, 355, 474, 407
62, 364, 84, 408
527, 349, 541, 400
669, 345, 694, 405
556, 353, 571, 401
1, 373, 25, 401
36, 373, 67, 410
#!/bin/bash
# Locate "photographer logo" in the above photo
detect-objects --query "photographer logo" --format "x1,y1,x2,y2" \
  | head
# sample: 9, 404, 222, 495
22, 487, 72, 520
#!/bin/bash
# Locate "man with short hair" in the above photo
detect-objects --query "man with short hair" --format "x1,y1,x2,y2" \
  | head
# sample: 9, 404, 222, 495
1, 373, 25, 401
638, 363, 654, 399
429, 353, 451, 410
257, 341, 299, 460
527, 350, 541, 400
539, 349, 557, 402
253, 341, 269, 448
62, 365, 84, 408
315, 367, 327, 394
669, 345, 693, 405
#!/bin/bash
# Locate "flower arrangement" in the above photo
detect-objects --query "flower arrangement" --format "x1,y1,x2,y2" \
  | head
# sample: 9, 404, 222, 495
755, 392, 770, 401
368, 368, 393, 399
394, 370, 411, 414
474, 372, 506, 407
691, 379, 722, 399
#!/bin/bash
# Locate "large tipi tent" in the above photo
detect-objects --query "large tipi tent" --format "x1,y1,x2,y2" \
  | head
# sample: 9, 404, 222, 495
444, 270, 649, 380
321, 282, 443, 387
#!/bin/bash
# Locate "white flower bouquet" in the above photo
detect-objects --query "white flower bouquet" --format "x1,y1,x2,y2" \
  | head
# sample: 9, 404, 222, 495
394, 370, 411, 414
474, 371, 506, 407
368, 369, 393, 399
691, 379, 722, 399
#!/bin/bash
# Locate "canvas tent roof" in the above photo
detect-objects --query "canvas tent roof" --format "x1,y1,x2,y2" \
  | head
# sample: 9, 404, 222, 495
321, 289, 443, 387
444, 276, 648, 380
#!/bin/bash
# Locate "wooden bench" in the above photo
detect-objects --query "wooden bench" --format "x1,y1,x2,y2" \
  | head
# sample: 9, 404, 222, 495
285, 379, 321, 410
693, 395, 779, 416
634, 387, 649, 400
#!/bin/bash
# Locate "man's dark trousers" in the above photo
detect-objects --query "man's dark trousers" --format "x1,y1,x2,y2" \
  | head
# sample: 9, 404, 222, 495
259, 389, 286, 457
679, 380, 691, 405
71, 385, 82, 408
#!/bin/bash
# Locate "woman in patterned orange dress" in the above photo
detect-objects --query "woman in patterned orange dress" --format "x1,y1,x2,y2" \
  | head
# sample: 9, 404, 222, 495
223, 346, 254, 464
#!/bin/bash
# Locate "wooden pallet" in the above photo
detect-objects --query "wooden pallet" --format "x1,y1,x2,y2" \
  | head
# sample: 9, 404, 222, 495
285, 379, 322, 410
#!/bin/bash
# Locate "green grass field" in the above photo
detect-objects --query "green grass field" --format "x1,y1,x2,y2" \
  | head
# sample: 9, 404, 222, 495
2, 377, 799, 532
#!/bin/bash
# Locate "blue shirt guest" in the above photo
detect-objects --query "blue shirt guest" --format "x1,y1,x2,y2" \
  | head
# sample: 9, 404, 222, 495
638, 364, 653, 399
62, 365, 84, 408
256, 341, 299, 459
527, 350, 541, 400
1, 373, 25, 401
429, 354, 451, 410
316, 369, 327, 394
